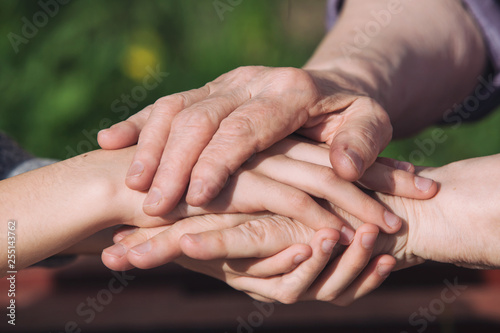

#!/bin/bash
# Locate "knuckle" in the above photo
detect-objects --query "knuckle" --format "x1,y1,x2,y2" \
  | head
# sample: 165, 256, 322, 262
154, 94, 187, 112
286, 190, 312, 213
213, 231, 230, 257
317, 166, 339, 188
358, 97, 393, 144
237, 219, 270, 246
275, 67, 312, 86
218, 114, 256, 140
271, 67, 318, 97
171, 108, 216, 132
357, 194, 384, 216
232, 65, 262, 77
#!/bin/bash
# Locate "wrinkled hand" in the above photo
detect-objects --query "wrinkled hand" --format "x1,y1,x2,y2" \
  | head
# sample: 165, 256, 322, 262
102, 214, 399, 306
98, 66, 402, 216
125, 136, 438, 235
102, 139, 435, 305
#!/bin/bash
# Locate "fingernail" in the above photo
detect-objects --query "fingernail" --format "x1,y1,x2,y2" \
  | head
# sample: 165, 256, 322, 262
396, 161, 413, 172
361, 233, 377, 250
340, 226, 355, 245
98, 129, 108, 135
377, 264, 393, 278
415, 176, 433, 192
345, 148, 364, 175
321, 239, 336, 254
127, 161, 144, 178
184, 233, 202, 244
384, 211, 401, 229
104, 243, 127, 258
293, 254, 309, 264
130, 241, 151, 255
144, 187, 162, 207
189, 180, 203, 196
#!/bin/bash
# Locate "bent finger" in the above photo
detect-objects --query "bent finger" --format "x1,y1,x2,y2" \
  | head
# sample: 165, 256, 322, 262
186, 96, 309, 207
358, 160, 438, 199
328, 98, 392, 181
163, 171, 353, 240
306, 223, 379, 302
222, 244, 312, 278
331, 255, 396, 306
98, 105, 153, 150
249, 154, 401, 233
127, 88, 210, 192
143, 90, 248, 216
126, 214, 252, 269
229, 228, 340, 304
179, 216, 316, 260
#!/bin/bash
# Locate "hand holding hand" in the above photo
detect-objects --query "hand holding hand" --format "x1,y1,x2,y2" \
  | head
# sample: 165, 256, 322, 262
98, 66, 399, 216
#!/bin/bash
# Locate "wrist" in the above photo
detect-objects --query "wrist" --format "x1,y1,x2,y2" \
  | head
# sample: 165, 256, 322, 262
304, 0, 486, 137
68, 147, 139, 229
403, 159, 500, 269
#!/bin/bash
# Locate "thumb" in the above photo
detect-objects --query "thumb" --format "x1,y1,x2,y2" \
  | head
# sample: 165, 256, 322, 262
329, 99, 392, 181
97, 105, 152, 150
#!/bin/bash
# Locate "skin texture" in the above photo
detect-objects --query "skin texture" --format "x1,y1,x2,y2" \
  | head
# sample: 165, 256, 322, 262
97, 0, 485, 220
103, 141, 500, 304
0, 137, 431, 276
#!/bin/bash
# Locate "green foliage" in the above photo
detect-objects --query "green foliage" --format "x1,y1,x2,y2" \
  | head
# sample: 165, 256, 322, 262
1, 0, 498, 165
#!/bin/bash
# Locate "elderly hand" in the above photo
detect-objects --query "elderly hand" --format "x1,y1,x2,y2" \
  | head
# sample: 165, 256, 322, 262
102, 214, 399, 306
119, 136, 438, 237
101, 138, 442, 305
98, 66, 411, 217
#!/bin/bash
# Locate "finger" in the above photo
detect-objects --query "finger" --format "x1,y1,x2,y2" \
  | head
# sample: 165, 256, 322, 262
143, 90, 249, 215
101, 251, 136, 271
276, 140, 435, 201
112, 226, 138, 243
127, 88, 210, 192
102, 225, 168, 270
97, 105, 153, 149
222, 244, 312, 278
328, 98, 393, 181
126, 214, 252, 269
163, 170, 354, 241
376, 157, 415, 173
358, 160, 438, 199
305, 223, 379, 302
228, 228, 340, 304
331, 255, 396, 306
186, 95, 309, 207
249, 153, 401, 233
179, 215, 317, 260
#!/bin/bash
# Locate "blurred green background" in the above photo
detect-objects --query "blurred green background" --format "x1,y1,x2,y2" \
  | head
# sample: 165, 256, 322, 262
1, 0, 499, 166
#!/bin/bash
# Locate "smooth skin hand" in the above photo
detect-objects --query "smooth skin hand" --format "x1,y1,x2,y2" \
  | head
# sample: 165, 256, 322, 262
140, 136, 439, 238
98, 0, 484, 219
0, 136, 431, 275
103, 152, 500, 305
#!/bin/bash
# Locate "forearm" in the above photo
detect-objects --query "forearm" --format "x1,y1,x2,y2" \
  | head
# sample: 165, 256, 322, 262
0, 149, 135, 274
304, 0, 486, 137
